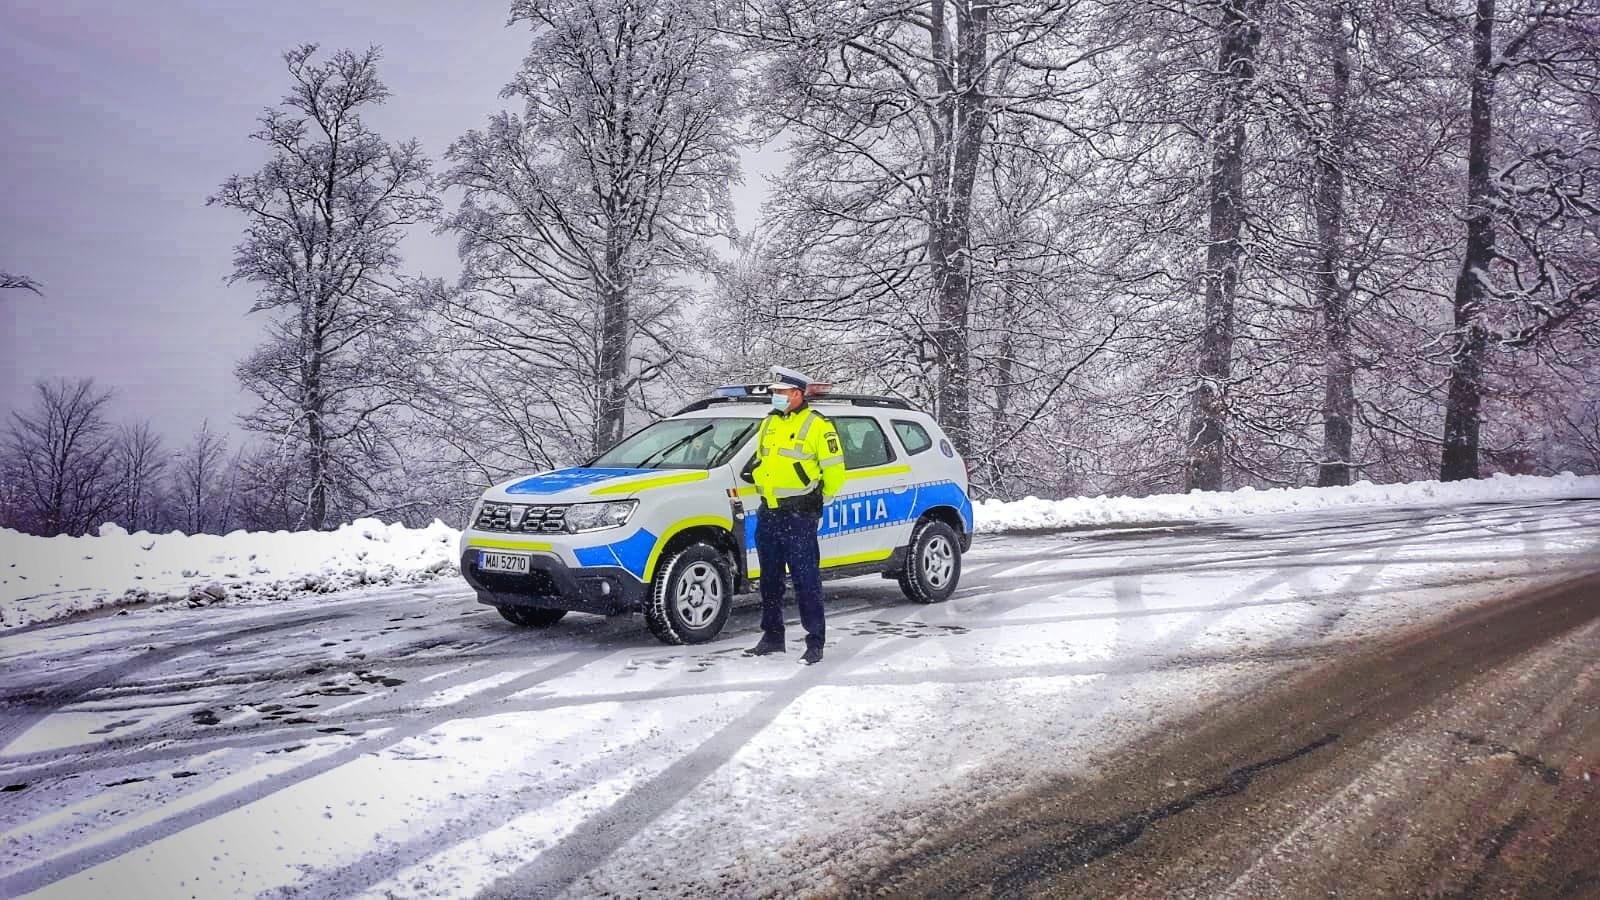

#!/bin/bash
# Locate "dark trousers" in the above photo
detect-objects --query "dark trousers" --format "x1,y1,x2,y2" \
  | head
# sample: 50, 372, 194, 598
755, 506, 825, 650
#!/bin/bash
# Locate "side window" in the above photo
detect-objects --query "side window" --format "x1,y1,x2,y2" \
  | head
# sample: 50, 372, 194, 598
892, 419, 933, 456
832, 416, 895, 469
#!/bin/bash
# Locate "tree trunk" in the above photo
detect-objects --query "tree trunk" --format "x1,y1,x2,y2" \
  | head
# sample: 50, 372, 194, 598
597, 240, 630, 454
1315, 0, 1355, 487
1187, 0, 1264, 492
991, 267, 1016, 496
1440, 0, 1497, 482
306, 308, 328, 531
929, 0, 989, 455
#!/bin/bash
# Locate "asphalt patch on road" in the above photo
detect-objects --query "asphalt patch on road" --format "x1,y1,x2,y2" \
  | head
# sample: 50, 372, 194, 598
1446, 730, 1562, 785
988, 733, 1340, 899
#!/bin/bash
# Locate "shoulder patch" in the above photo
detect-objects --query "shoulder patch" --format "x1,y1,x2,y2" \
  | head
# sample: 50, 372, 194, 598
826, 433, 841, 455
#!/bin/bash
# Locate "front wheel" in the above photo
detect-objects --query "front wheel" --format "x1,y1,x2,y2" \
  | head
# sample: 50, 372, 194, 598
645, 543, 733, 645
497, 606, 567, 628
899, 518, 961, 604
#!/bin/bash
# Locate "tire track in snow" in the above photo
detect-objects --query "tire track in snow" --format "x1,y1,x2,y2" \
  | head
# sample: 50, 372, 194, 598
303, 681, 784, 896
1, 556, 1552, 788
0, 631, 518, 706
0, 599, 907, 783
950, 543, 1599, 602
476, 605, 928, 899
0, 649, 600, 897
0, 610, 356, 752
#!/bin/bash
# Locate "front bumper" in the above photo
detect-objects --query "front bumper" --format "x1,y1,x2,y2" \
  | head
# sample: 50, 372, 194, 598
460, 549, 646, 616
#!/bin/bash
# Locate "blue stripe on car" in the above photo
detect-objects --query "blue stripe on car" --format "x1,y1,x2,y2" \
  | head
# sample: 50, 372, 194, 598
507, 467, 655, 495
740, 479, 971, 550
573, 527, 658, 581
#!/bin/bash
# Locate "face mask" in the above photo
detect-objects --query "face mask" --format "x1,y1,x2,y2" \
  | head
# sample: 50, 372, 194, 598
771, 394, 791, 412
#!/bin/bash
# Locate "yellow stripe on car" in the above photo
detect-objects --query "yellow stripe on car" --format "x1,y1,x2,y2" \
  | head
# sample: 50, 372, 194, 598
590, 470, 710, 497
822, 548, 894, 567
467, 537, 554, 552
643, 515, 733, 582
750, 548, 893, 579
843, 464, 911, 482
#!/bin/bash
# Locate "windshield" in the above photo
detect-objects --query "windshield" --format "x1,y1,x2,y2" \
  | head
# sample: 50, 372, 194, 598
590, 417, 760, 470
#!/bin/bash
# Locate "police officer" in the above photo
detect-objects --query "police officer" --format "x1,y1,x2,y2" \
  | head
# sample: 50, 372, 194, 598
745, 365, 845, 664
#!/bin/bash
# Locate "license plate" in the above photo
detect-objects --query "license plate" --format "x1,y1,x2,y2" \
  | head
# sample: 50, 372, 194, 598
479, 551, 531, 574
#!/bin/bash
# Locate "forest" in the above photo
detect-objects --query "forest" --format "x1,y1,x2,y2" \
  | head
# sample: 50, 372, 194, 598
3, 0, 1597, 537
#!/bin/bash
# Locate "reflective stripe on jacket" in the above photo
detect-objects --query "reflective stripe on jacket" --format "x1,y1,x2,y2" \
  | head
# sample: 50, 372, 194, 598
751, 406, 845, 509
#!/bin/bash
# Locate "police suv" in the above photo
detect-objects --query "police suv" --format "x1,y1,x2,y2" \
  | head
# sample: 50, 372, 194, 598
459, 385, 973, 644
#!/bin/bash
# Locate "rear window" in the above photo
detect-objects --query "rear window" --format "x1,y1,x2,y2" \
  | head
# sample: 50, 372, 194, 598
892, 420, 933, 456
833, 417, 896, 469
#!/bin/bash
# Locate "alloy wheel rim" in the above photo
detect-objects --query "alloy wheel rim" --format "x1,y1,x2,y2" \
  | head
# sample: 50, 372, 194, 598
674, 561, 723, 627
922, 535, 954, 588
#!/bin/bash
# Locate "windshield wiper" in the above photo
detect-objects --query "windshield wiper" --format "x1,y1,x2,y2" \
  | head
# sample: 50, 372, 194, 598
632, 424, 716, 469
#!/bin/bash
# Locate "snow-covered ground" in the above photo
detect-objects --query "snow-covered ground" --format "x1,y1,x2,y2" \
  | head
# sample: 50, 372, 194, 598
2, 473, 1596, 629
1, 492, 1597, 898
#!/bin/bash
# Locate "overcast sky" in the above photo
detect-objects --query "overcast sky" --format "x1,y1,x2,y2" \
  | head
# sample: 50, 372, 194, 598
1, 0, 775, 449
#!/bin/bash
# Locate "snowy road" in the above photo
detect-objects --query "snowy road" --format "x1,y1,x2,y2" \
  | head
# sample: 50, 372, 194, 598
1, 499, 1597, 898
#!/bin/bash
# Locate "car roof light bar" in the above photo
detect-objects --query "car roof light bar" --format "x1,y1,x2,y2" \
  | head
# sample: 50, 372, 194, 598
715, 381, 834, 398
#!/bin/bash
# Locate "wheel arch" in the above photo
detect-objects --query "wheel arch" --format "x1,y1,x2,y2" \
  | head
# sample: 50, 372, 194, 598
645, 517, 740, 584
917, 504, 970, 550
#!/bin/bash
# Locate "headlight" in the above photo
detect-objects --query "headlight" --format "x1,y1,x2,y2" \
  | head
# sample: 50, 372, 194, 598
564, 500, 638, 533
466, 499, 484, 529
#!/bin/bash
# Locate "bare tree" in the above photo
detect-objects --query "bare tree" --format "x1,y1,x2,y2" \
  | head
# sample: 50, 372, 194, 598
1438, 0, 1502, 482
731, 0, 1117, 454
437, 0, 741, 460
113, 421, 168, 532
1436, 0, 1600, 480
1307, 0, 1356, 486
210, 44, 438, 529
734, 0, 1221, 495
2, 378, 118, 536
233, 444, 301, 532
170, 421, 229, 534
1183, 0, 1268, 491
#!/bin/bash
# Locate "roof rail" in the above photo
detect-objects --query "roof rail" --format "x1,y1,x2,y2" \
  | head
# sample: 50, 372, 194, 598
816, 393, 916, 411
673, 392, 916, 416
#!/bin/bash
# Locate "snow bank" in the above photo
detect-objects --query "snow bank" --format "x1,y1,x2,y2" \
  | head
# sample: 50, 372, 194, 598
2, 473, 1596, 628
974, 472, 1600, 533
0, 518, 459, 629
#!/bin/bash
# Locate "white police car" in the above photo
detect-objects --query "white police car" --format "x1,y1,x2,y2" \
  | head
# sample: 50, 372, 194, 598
459, 386, 973, 644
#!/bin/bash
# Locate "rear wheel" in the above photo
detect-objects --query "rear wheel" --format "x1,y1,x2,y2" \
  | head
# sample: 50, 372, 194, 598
497, 606, 567, 628
899, 518, 961, 604
645, 543, 733, 645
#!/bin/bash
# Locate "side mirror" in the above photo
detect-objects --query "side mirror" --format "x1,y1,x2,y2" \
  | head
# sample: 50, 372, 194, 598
739, 456, 757, 484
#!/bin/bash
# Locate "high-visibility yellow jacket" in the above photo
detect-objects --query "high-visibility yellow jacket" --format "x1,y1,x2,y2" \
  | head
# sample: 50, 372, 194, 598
751, 406, 845, 510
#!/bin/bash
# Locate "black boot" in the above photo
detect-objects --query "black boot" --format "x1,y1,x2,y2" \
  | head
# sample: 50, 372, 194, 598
745, 634, 785, 656
799, 645, 824, 665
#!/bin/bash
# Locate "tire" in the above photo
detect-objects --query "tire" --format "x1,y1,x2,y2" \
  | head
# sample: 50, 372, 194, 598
497, 606, 567, 628
899, 518, 961, 604
645, 542, 734, 645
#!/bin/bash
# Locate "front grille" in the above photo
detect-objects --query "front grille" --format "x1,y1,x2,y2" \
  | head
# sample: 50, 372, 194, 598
476, 502, 570, 533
